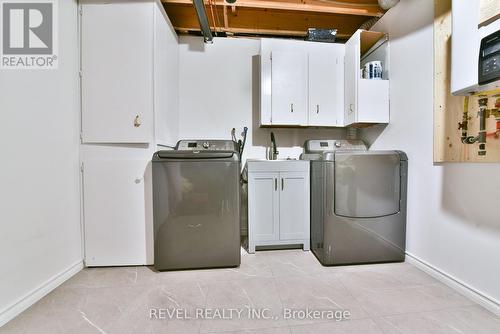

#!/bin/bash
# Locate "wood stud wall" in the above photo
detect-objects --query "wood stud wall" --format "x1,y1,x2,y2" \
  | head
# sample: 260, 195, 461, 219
433, 0, 500, 162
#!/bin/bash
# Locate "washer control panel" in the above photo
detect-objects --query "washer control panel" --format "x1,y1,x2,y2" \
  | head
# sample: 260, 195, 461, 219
176, 140, 238, 152
304, 140, 367, 153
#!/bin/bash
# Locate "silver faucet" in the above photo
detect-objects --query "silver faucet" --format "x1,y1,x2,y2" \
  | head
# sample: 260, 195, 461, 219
270, 132, 279, 160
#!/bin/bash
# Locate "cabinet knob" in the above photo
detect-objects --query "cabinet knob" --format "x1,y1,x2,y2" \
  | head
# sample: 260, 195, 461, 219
135, 176, 143, 184
134, 115, 142, 128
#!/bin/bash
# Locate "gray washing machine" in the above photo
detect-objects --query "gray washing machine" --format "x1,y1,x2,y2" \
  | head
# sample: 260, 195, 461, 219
301, 140, 408, 266
152, 140, 241, 271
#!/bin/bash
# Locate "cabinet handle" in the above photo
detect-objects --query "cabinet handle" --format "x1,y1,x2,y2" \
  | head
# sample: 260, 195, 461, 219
281, 178, 284, 190
134, 114, 142, 128
316, 104, 320, 114
290, 103, 294, 113
349, 104, 354, 113
275, 178, 277, 191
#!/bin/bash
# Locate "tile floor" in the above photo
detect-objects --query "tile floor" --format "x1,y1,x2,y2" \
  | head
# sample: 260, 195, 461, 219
2, 249, 500, 334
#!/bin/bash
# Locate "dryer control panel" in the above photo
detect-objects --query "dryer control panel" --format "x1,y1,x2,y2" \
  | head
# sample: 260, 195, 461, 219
304, 140, 367, 154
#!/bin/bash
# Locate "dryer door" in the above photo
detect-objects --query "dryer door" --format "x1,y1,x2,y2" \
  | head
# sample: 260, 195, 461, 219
334, 151, 401, 218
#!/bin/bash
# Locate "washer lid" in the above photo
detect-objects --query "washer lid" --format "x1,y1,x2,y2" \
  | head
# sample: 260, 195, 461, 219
154, 150, 237, 160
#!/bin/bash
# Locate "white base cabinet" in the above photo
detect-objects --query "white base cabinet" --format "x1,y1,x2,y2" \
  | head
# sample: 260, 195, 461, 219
82, 154, 153, 266
246, 161, 310, 253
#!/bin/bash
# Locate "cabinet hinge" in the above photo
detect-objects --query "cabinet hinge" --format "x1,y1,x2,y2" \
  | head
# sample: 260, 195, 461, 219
79, 7, 82, 16
79, 71, 83, 78
80, 162, 84, 172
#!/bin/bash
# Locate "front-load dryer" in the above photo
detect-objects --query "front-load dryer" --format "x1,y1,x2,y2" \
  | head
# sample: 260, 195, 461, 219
301, 140, 408, 266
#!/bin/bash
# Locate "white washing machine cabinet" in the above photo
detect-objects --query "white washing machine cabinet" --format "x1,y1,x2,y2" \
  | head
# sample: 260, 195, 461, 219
301, 140, 408, 266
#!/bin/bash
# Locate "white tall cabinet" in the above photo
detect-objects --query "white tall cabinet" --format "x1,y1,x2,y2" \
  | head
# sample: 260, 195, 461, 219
80, 0, 179, 266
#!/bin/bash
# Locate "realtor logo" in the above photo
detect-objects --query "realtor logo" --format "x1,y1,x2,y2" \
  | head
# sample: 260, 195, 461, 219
1, 0, 58, 69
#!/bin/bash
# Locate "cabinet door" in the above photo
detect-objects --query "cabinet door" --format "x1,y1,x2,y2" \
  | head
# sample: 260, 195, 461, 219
344, 31, 360, 126
271, 51, 308, 125
83, 159, 149, 266
308, 52, 343, 126
248, 172, 280, 242
279, 172, 309, 240
81, 3, 153, 143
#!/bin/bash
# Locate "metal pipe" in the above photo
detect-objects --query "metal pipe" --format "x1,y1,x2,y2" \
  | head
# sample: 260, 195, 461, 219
192, 0, 213, 43
477, 97, 488, 156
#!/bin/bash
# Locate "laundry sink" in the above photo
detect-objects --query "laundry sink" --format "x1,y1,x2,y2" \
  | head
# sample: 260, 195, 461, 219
244, 159, 309, 173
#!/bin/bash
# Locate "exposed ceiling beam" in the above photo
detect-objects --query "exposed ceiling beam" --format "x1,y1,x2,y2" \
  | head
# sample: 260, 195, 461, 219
164, 2, 370, 37
173, 26, 351, 38
162, 0, 384, 17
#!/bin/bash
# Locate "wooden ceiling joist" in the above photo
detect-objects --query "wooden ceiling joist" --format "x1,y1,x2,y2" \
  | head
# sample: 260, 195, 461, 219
162, 0, 384, 17
162, 0, 385, 39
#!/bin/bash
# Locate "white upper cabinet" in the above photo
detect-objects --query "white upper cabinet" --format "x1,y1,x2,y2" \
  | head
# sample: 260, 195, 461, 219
271, 51, 308, 125
344, 33, 359, 126
260, 38, 344, 127
308, 44, 344, 127
344, 29, 390, 126
81, 1, 178, 144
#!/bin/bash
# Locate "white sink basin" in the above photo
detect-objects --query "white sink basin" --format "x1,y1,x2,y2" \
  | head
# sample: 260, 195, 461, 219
245, 159, 309, 172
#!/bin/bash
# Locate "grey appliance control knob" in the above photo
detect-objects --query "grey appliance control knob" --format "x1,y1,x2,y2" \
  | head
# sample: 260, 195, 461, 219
334, 141, 342, 148
202, 142, 210, 149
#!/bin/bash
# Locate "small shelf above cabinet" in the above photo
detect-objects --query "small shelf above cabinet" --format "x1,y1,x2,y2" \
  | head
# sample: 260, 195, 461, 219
344, 29, 390, 127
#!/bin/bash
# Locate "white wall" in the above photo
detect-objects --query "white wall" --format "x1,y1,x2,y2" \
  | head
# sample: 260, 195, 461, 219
362, 0, 500, 309
0, 0, 82, 326
178, 36, 346, 162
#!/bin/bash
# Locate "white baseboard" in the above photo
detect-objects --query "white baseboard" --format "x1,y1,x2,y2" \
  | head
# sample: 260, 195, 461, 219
406, 253, 500, 316
0, 260, 84, 328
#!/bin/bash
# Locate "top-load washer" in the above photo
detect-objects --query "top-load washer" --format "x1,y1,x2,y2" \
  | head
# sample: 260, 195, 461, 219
301, 140, 408, 266
152, 140, 241, 271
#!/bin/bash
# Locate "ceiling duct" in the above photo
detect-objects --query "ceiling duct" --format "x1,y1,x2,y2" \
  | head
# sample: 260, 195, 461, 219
192, 0, 213, 43
378, 0, 400, 10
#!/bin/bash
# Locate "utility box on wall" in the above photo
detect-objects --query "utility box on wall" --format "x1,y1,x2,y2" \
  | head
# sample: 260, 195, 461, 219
451, 0, 500, 95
